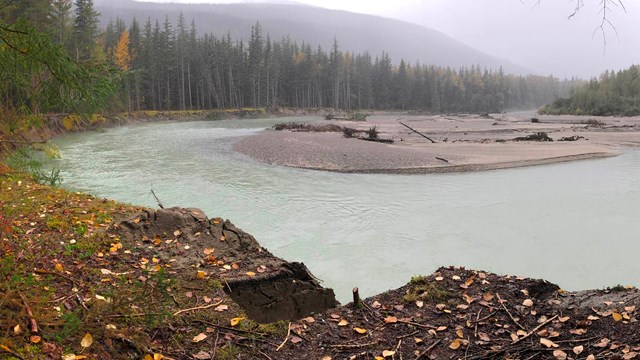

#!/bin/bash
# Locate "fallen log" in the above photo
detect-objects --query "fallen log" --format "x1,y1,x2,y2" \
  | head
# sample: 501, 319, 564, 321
398, 121, 436, 143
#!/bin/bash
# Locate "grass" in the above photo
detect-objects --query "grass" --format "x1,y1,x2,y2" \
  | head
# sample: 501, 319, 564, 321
0, 168, 264, 359
403, 276, 453, 303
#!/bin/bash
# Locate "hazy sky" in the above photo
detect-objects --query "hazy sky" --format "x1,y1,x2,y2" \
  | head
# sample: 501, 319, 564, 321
136, 0, 639, 78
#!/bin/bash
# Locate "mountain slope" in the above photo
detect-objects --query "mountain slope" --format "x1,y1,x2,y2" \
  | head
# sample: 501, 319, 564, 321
95, 0, 529, 74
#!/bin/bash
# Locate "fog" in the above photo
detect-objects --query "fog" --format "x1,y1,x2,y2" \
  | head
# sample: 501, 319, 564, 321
134, 0, 638, 79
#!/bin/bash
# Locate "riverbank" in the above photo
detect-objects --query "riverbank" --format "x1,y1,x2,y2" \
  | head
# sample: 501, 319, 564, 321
235, 112, 640, 173
2, 169, 640, 359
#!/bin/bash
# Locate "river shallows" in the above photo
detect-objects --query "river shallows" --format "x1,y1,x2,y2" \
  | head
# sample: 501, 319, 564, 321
48, 118, 640, 302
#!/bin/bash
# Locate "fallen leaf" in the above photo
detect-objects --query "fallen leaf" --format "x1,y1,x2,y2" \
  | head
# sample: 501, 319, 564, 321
197, 271, 206, 279
478, 332, 490, 342
80, 333, 93, 348
553, 349, 567, 360
414, 337, 423, 344
371, 301, 382, 308
558, 316, 570, 322
623, 352, 638, 359
540, 338, 559, 348
203, 296, 212, 303
436, 326, 447, 331
452, 275, 461, 281
625, 306, 636, 312
384, 316, 398, 324
523, 299, 534, 307
55, 263, 64, 272
303, 316, 315, 323
573, 345, 584, 355
13, 324, 21, 335
338, 319, 349, 326
570, 328, 587, 335
415, 300, 424, 308
456, 329, 464, 338
594, 338, 610, 348
354, 327, 367, 334
449, 339, 461, 350
153, 354, 164, 360
483, 292, 495, 302
203, 248, 214, 255
587, 315, 599, 321
192, 333, 207, 343
213, 304, 228, 312
173, 230, 181, 237
30, 335, 41, 344
230, 317, 244, 327
587, 356, 596, 360
291, 336, 303, 344
322, 357, 331, 360
246, 271, 256, 277
382, 350, 396, 357
612, 312, 623, 322
192, 351, 211, 360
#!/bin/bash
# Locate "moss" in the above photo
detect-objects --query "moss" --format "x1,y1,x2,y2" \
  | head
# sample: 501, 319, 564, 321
403, 280, 452, 303
216, 345, 241, 360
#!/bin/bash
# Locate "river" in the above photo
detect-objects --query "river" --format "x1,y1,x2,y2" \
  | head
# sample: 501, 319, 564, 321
47, 118, 640, 302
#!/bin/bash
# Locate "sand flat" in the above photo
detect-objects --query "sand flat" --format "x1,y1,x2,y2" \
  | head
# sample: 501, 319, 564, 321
234, 112, 639, 173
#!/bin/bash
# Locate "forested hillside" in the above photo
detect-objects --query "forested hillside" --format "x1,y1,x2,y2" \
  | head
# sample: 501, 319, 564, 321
95, 0, 529, 74
2, 0, 580, 123
540, 65, 640, 116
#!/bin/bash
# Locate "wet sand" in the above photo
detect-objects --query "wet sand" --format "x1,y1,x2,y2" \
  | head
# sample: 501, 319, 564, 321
234, 112, 640, 173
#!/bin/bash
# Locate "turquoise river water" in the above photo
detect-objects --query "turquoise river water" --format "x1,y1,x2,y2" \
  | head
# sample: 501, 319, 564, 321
46, 118, 640, 302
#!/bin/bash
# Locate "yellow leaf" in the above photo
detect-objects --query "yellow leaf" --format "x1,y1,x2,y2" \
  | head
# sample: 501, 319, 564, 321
337, 319, 349, 326
55, 263, 64, 272
230, 317, 244, 327
246, 271, 256, 277
197, 271, 206, 279
13, 324, 21, 335
375, 357, 384, 360
134, 218, 141, 224
449, 339, 461, 350
192, 333, 207, 343
153, 354, 164, 360
30, 335, 41, 343
80, 333, 93, 348
384, 316, 398, 324
612, 312, 623, 322
143, 355, 153, 360
456, 329, 464, 338
354, 327, 367, 334
382, 350, 396, 357
62, 355, 77, 360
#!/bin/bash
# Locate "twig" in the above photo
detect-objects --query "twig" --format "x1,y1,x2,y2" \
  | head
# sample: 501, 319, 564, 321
415, 339, 441, 359
172, 300, 224, 316
0, 345, 25, 360
435, 156, 449, 163
471, 310, 497, 323
397, 319, 437, 329
193, 319, 268, 337
276, 322, 292, 351
18, 292, 38, 334
105, 312, 166, 318
512, 315, 558, 345
34, 269, 80, 285
329, 341, 378, 349
212, 329, 219, 360
496, 293, 525, 331
150, 189, 164, 209
397, 330, 419, 339
474, 309, 482, 337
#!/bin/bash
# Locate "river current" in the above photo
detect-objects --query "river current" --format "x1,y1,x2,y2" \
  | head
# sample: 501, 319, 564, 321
47, 118, 640, 302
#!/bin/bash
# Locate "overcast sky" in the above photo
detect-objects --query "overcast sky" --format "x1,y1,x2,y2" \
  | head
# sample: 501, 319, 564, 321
136, 0, 639, 78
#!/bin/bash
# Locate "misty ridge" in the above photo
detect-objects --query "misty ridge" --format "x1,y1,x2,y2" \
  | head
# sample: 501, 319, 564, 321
95, 0, 529, 74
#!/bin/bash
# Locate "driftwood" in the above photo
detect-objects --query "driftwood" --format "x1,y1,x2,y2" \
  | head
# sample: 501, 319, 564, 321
435, 157, 449, 163
398, 121, 436, 143
358, 137, 394, 144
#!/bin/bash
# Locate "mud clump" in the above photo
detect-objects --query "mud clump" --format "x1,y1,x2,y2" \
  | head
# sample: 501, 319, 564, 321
115, 207, 337, 323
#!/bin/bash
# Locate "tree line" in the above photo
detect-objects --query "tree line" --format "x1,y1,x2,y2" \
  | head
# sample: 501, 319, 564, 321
2, 0, 582, 122
540, 65, 640, 116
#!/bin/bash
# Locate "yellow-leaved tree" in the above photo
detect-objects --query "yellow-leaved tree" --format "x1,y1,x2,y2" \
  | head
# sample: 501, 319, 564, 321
113, 30, 132, 72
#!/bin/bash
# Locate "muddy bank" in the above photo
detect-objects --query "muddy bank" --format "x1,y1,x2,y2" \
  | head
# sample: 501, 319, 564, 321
234, 112, 640, 173
115, 207, 337, 323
